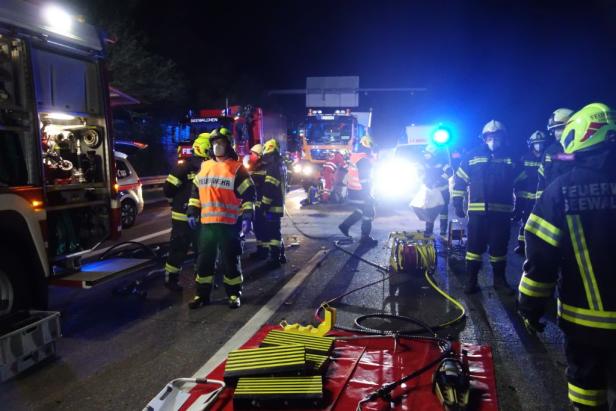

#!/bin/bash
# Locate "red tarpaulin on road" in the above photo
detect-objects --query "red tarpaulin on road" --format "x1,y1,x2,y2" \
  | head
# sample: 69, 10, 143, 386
180, 325, 499, 411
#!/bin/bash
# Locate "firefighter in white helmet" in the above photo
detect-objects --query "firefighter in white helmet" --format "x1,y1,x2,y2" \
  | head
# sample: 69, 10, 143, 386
452, 120, 527, 294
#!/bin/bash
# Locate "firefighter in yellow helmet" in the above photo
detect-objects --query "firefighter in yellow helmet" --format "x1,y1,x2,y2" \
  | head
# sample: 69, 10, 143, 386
258, 139, 287, 268
161, 133, 211, 291
452, 120, 527, 294
339, 135, 377, 246
186, 128, 256, 309
518, 103, 616, 410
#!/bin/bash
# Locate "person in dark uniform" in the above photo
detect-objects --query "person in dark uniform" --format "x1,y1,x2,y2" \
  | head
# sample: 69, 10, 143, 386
518, 103, 616, 411
536, 108, 574, 199
162, 133, 210, 291
420, 144, 453, 236
452, 120, 526, 294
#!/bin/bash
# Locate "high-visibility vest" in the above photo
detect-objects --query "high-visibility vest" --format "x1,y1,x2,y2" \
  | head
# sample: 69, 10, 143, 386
347, 153, 368, 191
195, 159, 243, 224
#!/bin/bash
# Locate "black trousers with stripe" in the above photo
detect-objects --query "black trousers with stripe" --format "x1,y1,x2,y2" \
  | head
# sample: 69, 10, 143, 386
165, 219, 199, 280
466, 212, 511, 277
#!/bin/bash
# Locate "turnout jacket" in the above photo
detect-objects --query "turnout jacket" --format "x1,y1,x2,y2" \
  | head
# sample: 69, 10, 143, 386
452, 145, 526, 213
515, 151, 542, 206
536, 140, 575, 199
422, 153, 453, 191
258, 152, 286, 216
187, 158, 256, 224
163, 156, 203, 222
518, 148, 616, 347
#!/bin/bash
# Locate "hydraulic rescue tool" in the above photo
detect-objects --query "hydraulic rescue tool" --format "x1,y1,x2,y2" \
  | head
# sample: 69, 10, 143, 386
432, 354, 471, 411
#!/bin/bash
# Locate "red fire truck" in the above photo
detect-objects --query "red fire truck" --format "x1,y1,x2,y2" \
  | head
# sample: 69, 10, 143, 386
0, 1, 146, 314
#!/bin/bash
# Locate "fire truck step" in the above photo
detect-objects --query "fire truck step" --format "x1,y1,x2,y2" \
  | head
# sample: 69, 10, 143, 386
49, 258, 152, 289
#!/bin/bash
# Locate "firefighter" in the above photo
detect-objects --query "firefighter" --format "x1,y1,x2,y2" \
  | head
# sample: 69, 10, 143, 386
452, 120, 526, 294
536, 108, 574, 199
421, 144, 453, 236
162, 133, 210, 291
517, 103, 616, 411
512, 130, 546, 256
339, 136, 377, 246
247, 144, 269, 260
186, 128, 255, 309
320, 152, 338, 203
258, 138, 287, 268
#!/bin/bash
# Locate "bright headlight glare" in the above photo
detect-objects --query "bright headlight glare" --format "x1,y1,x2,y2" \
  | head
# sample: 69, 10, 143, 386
292, 164, 302, 173
302, 165, 313, 176
43, 5, 73, 36
374, 159, 420, 198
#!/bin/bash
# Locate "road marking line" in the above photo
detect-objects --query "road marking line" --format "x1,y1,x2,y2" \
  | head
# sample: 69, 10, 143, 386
190, 248, 330, 378
85, 228, 172, 258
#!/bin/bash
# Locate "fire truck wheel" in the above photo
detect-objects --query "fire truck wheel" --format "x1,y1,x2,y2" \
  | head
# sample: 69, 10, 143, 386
121, 199, 137, 228
0, 251, 30, 314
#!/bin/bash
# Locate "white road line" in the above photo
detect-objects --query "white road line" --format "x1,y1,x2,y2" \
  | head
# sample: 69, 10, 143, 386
190, 248, 330, 378
85, 228, 172, 258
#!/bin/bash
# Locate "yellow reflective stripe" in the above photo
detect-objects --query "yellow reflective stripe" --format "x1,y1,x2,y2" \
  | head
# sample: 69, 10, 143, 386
195, 274, 213, 284
465, 251, 482, 261
171, 211, 188, 221
525, 213, 562, 247
517, 234, 525, 241
265, 176, 280, 186
558, 300, 616, 330
451, 189, 465, 198
518, 275, 555, 298
252, 170, 266, 175
568, 383, 607, 407
237, 178, 253, 195
489, 255, 506, 263
468, 157, 488, 165
440, 173, 450, 180
491, 158, 512, 164
164, 263, 181, 273
524, 161, 541, 167
241, 201, 254, 211
270, 206, 284, 213
516, 191, 536, 200
544, 154, 552, 162
166, 174, 182, 186
261, 196, 272, 205
269, 239, 281, 246
455, 167, 470, 182
488, 203, 514, 212
567, 215, 603, 311
201, 202, 240, 211
223, 275, 243, 286
535, 190, 543, 199
538, 165, 544, 177
513, 170, 527, 184
468, 203, 485, 211
188, 198, 201, 208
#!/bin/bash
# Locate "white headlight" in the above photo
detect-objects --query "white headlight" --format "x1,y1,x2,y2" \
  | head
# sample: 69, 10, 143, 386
302, 165, 314, 176
374, 159, 420, 199
43, 5, 73, 36
293, 164, 302, 173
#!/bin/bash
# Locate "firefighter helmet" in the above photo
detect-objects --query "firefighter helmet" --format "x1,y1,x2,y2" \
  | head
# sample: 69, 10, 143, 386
527, 130, 547, 147
250, 144, 263, 156
560, 103, 616, 154
360, 135, 374, 149
481, 120, 507, 137
209, 127, 234, 145
263, 138, 280, 154
192, 132, 211, 158
547, 108, 574, 131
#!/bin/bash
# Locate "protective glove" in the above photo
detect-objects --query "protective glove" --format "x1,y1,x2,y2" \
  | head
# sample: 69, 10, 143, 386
518, 310, 546, 335
241, 219, 252, 236
187, 216, 198, 230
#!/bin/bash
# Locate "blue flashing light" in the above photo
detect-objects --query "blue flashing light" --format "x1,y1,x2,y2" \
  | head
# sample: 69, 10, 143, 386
433, 128, 451, 145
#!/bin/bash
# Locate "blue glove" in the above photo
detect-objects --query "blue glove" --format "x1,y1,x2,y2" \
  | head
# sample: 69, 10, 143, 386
187, 216, 198, 230
241, 219, 252, 235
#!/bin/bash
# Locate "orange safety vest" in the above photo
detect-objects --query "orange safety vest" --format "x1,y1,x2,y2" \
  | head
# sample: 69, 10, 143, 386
195, 159, 243, 224
347, 153, 368, 191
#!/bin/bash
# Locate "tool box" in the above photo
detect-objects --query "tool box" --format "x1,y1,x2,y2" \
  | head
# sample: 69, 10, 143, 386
0, 310, 61, 382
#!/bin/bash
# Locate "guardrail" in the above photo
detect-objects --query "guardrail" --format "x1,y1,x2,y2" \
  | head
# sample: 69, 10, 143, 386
140, 175, 168, 204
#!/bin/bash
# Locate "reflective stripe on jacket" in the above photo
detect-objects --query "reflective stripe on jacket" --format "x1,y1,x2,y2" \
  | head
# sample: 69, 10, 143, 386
347, 153, 368, 191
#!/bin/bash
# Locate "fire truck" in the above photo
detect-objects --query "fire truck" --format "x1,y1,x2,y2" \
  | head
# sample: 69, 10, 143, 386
0, 1, 145, 315
187, 106, 287, 159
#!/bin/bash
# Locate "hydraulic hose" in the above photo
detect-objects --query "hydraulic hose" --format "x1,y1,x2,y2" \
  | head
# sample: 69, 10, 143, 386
98, 241, 160, 262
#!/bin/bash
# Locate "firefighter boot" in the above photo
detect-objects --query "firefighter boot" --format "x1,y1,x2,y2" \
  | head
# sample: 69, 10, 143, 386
164, 272, 183, 292
493, 263, 514, 295
439, 217, 448, 236
267, 246, 282, 269
279, 241, 287, 264
228, 295, 241, 309
464, 262, 480, 294
188, 295, 210, 309
360, 219, 378, 246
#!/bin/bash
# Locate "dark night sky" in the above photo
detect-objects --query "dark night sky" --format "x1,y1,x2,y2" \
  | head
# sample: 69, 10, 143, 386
119, 0, 616, 149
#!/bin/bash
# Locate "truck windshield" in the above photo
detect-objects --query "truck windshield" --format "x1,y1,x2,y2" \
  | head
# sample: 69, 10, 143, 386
305, 117, 353, 145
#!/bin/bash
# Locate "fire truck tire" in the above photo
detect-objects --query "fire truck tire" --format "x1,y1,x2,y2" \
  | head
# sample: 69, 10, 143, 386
0, 251, 30, 314
121, 199, 137, 228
